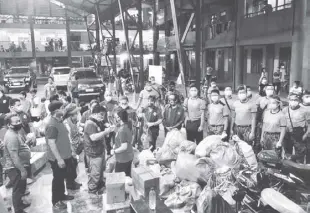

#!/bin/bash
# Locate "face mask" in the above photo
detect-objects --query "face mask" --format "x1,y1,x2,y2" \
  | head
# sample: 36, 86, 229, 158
262, 80, 267, 85
269, 103, 278, 110
190, 91, 198, 97
15, 105, 23, 112
105, 96, 112, 102
238, 93, 247, 101
266, 90, 274, 97
151, 81, 155, 84
12, 123, 22, 131
146, 87, 152, 92
225, 91, 232, 97
289, 100, 299, 108
211, 96, 219, 103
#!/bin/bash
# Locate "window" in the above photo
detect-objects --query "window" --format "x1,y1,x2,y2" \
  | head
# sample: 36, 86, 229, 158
244, 0, 292, 18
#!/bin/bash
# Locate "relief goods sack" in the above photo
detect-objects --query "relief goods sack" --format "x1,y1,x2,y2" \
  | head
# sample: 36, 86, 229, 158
210, 143, 240, 169
195, 135, 223, 158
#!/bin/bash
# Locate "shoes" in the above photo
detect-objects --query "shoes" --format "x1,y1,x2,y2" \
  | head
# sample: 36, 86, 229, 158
21, 203, 31, 209
62, 194, 74, 201
53, 201, 67, 210
66, 182, 81, 190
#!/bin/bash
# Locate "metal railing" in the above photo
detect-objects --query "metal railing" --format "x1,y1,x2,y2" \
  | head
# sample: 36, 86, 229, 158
244, 2, 292, 18
0, 16, 84, 25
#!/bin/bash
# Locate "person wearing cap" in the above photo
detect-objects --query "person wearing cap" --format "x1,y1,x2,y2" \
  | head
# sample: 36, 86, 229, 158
63, 103, 82, 190
19, 91, 31, 115
84, 105, 113, 195
45, 101, 75, 210
207, 89, 229, 137
184, 83, 206, 144
260, 95, 286, 153
141, 95, 162, 151
136, 81, 161, 110
164, 81, 184, 105
283, 93, 310, 163
230, 85, 257, 146
3, 113, 32, 213
0, 86, 11, 114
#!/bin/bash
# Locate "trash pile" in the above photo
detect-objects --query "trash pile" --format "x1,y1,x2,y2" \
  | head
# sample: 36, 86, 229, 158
108, 129, 308, 213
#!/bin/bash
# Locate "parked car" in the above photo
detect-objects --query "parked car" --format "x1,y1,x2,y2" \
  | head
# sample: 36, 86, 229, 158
50, 66, 71, 89
3, 66, 35, 92
67, 67, 105, 101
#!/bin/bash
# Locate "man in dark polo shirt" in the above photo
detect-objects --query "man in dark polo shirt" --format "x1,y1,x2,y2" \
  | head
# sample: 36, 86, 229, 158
0, 87, 11, 114
3, 114, 31, 213
84, 105, 113, 195
45, 101, 74, 210
142, 96, 162, 152
163, 93, 185, 135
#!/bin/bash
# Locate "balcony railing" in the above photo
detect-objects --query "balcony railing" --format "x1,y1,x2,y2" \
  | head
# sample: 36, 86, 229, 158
205, 21, 233, 40
0, 16, 84, 25
0, 41, 90, 53
244, 3, 292, 18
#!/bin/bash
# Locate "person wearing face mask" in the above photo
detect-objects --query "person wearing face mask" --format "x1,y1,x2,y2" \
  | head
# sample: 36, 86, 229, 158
111, 110, 134, 177
165, 81, 184, 105
80, 99, 99, 129
149, 76, 164, 103
207, 90, 229, 137
184, 84, 206, 144
260, 95, 286, 152
100, 91, 118, 156
301, 90, 310, 163
84, 105, 113, 195
283, 93, 310, 163
289, 81, 304, 96
258, 77, 268, 97
141, 96, 162, 152
45, 101, 75, 210
115, 96, 137, 131
44, 77, 57, 101
0, 86, 11, 114
63, 104, 83, 190
231, 85, 257, 146
3, 114, 32, 213
136, 81, 160, 110
207, 81, 219, 100
163, 94, 185, 136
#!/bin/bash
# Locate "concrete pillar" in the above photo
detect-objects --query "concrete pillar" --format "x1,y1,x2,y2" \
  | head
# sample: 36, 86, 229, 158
290, 0, 306, 87
29, 17, 36, 59
65, 9, 72, 66
301, 4, 310, 89
235, 46, 244, 88
266, 44, 275, 82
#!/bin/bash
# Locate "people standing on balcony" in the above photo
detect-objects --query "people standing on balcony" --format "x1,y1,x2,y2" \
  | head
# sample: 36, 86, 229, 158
261, 0, 273, 14
59, 38, 63, 51
184, 84, 206, 144
211, 15, 217, 39
49, 39, 54, 52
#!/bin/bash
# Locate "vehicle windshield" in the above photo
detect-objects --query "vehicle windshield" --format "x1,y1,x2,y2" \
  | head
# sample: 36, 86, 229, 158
10, 68, 28, 74
54, 68, 71, 75
74, 71, 97, 79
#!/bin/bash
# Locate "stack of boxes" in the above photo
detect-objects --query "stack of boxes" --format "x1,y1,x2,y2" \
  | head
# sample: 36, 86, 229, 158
104, 172, 130, 213
131, 166, 160, 200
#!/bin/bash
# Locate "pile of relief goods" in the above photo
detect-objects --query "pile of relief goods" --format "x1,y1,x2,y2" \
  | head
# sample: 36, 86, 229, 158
127, 129, 259, 213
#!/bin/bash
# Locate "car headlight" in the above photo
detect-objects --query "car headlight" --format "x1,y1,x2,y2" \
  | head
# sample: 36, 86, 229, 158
93, 84, 104, 88
25, 77, 30, 81
78, 84, 89, 90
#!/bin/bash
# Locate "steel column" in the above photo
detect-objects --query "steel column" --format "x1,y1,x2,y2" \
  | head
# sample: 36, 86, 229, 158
137, 0, 144, 88
29, 16, 36, 59
195, 0, 201, 89
65, 9, 72, 67
153, 0, 160, 65
95, 12, 100, 51
117, 0, 137, 101
111, 14, 117, 76
181, 13, 195, 44
164, 0, 171, 81
170, 0, 187, 95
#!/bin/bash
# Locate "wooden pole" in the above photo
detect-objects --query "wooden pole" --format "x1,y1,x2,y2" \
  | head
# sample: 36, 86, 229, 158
170, 0, 187, 96
118, 0, 137, 102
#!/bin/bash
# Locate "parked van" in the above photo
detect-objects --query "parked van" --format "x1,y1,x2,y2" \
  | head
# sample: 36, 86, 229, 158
50, 66, 71, 89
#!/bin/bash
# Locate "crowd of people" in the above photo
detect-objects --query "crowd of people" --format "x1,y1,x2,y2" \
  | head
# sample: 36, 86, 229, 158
1, 73, 310, 213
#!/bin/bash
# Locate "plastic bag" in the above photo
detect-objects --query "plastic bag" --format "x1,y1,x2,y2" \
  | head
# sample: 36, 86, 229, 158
156, 129, 186, 164
141, 128, 152, 150
235, 140, 258, 169
138, 149, 155, 166
195, 135, 223, 158
132, 148, 140, 167
257, 150, 280, 164
210, 143, 240, 169
180, 127, 187, 139
160, 169, 176, 199
175, 153, 214, 184
179, 140, 196, 154
197, 186, 214, 213
165, 180, 201, 211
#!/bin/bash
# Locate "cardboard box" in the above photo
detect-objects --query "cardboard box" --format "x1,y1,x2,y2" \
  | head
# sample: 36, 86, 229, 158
106, 172, 126, 204
103, 194, 130, 213
132, 166, 159, 199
